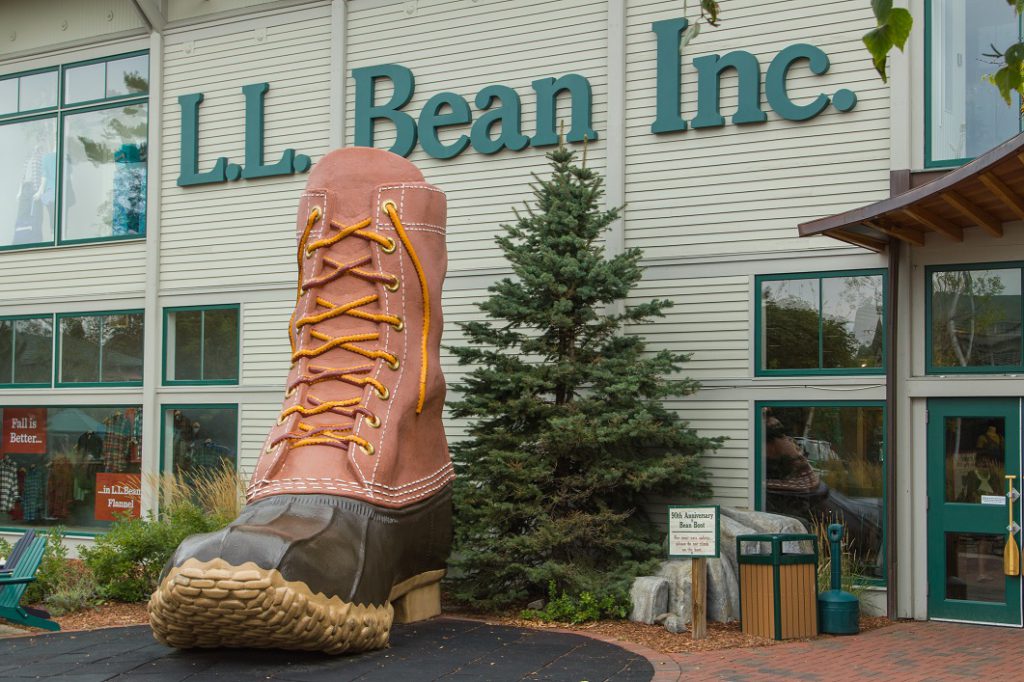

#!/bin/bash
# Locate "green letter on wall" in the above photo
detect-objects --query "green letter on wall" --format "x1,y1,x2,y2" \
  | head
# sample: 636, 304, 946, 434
419, 92, 472, 159
765, 44, 832, 121
650, 17, 689, 134
471, 85, 529, 154
241, 82, 297, 180
177, 93, 227, 187
353, 64, 418, 157
531, 74, 597, 147
691, 51, 767, 128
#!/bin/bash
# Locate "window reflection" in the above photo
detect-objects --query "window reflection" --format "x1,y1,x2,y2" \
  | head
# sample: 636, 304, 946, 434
931, 268, 1023, 369
0, 117, 57, 247
63, 63, 105, 105
762, 405, 884, 579
929, 0, 1021, 164
61, 103, 148, 241
18, 71, 58, 111
762, 274, 884, 372
59, 313, 143, 384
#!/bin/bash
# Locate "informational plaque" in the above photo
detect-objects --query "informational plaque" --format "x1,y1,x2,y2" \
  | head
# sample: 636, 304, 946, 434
667, 505, 720, 558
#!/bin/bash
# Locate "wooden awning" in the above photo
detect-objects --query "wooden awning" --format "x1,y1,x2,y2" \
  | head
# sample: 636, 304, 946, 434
798, 132, 1024, 252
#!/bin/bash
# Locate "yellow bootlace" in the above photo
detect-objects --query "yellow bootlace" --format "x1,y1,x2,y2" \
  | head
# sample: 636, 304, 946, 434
272, 202, 430, 457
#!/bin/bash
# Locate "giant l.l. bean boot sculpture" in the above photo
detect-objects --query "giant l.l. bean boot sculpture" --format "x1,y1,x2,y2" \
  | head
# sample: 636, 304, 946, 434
148, 148, 454, 654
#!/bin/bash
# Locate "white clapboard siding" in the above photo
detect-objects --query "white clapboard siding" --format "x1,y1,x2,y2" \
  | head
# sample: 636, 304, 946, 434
345, 0, 609, 274
0, 241, 148, 307
624, 0, 890, 259
159, 4, 333, 293
625, 274, 750, 381
241, 297, 293, 387
239, 400, 280, 475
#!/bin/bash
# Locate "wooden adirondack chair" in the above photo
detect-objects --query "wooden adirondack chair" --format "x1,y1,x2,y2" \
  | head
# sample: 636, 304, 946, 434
0, 536, 60, 631
0, 530, 37, 575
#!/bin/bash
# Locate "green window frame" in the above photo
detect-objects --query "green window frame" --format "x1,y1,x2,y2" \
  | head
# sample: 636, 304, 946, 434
754, 400, 887, 586
158, 403, 240, 478
55, 310, 145, 387
924, 0, 1023, 169
926, 261, 1024, 374
0, 50, 149, 251
0, 314, 55, 388
162, 305, 241, 386
755, 269, 887, 377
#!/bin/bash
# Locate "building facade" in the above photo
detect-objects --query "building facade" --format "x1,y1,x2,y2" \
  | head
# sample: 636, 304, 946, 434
0, 0, 1021, 625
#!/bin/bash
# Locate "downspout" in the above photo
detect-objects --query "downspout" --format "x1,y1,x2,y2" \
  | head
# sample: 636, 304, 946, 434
885, 238, 900, 617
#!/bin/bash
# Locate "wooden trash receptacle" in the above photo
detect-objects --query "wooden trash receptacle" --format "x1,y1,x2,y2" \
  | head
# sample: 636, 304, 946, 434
737, 533, 818, 640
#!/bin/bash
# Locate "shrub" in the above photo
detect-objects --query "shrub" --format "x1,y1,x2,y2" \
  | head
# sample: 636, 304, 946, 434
44, 562, 99, 616
0, 537, 11, 564
81, 465, 243, 602
23, 527, 72, 605
520, 582, 630, 624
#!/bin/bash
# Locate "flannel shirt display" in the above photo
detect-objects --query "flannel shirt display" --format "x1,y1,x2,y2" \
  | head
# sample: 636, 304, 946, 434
47, 456, 74, 519
102, 412, 132, 472
21, 465, 46, 522
0, 458, 17, 513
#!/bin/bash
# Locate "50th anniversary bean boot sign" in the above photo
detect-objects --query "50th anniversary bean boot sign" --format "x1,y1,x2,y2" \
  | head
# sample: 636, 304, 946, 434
149, 148, 454, 654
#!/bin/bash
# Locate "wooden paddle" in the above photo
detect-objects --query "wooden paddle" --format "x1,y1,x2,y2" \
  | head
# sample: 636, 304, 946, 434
1006, 475, 1020, 577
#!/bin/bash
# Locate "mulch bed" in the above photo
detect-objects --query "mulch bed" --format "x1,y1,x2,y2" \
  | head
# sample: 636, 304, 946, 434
10, 602, 893, 656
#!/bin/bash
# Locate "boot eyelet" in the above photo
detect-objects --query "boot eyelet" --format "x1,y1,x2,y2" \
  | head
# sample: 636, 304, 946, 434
304, 246, 315, 260
285, 388, 295, 398
374, 385, 390, 400
366, 415, 381, 428
382, 199, 397, 214
387, 357, 400, 370
276, 414, 287, 425
310, 206, 322, 222
384, 277, 400, 292
359, 443, 375, 456
381, 237, 397, 254
392, 318, 404, 332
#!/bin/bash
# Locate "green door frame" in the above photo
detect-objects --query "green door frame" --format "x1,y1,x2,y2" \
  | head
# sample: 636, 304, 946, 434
926, 398, 1022, 626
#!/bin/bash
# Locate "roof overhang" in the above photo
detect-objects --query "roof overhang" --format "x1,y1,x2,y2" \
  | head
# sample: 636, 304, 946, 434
798, 132, 1024, 252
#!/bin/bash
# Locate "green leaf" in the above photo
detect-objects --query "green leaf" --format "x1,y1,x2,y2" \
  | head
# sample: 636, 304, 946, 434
1005, 42, 1024, 67
679, 21, 701, 50
992, 64, 1022, 105
863, 26, 893, 82
871, 0, 893, 22
885, 8, 913, 51
700, 0, 720, 27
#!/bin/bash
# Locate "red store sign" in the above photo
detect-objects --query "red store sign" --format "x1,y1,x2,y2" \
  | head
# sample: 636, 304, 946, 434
3, 408, 47, 454
94, 473, 142, 522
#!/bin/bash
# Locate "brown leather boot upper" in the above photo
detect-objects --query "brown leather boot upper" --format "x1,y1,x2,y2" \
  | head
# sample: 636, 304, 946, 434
247, 148, 453, 509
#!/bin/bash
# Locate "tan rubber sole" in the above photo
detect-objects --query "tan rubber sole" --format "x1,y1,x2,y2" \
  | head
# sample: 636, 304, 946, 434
148, 558, 444, 654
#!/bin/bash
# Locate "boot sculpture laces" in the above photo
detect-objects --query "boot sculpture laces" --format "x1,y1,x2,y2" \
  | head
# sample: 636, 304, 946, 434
149, 147, 454, 654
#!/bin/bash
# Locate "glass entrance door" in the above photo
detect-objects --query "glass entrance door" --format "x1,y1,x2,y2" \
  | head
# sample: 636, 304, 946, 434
927, 399, 1021, 625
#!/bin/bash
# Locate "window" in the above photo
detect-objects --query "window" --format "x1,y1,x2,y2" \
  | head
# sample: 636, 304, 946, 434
757, 403, 885, 581
0, 52, 148, 249
0, 316, 53, 386
0, 405, 142, 533
756, 271, 886, 375
161, 405, 239, 478
57, 311, 144, 385
928, 263, 1024, 373
926, 1, 1022, 167
163, 306, 240, 384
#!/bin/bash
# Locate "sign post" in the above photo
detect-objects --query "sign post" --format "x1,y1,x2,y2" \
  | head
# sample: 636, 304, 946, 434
668, 505, 720, 640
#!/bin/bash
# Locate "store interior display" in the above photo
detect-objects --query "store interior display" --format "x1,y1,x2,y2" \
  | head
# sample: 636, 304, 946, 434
168, 408, 236, 476
0, 406, 142, 531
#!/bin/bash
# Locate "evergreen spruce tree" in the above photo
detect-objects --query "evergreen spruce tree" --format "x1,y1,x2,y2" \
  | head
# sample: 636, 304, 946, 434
447, 144, 722, 610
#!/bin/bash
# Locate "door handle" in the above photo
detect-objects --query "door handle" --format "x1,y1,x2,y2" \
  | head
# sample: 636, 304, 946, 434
1006, 475, 1020, 577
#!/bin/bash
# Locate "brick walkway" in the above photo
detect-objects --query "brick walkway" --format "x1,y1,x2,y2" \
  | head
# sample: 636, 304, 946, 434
622, 621, 1022, 681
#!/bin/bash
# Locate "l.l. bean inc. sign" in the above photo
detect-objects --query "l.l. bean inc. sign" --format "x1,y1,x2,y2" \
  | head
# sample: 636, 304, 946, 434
177, 17, 859, 186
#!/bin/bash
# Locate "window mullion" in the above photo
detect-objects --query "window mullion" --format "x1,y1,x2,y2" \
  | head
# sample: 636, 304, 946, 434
199, 311, 206, 381
98, 315, 105, 382
818, 278, 824, 370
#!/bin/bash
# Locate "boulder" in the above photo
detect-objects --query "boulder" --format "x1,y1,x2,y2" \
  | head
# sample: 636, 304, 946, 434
630, 507, 819, 632
628, 576, 669, 624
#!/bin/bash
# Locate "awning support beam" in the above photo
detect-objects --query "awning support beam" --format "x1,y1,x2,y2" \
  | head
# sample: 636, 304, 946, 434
942, 191, 1004, 237
900, 206, 963, 241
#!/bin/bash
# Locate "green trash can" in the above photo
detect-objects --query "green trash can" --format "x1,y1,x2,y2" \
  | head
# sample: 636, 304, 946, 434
737, 533, 818, 641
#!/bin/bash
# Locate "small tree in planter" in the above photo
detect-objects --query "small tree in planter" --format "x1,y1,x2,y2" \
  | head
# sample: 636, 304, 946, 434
447, 143, 722, 612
